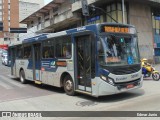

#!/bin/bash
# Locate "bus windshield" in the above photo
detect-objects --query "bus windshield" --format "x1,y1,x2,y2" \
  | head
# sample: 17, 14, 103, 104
98, 34, 140, 66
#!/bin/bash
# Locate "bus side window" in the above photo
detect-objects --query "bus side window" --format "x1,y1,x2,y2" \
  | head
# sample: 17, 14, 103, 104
23, 46, 32, 59
16, 45, 23, 59
42, 39, 55, 59
97, 40, 105, 64
55, 36, 72, 59
56, 44, 62, 57
44, 49, 49, 58
63, 45, 71, 58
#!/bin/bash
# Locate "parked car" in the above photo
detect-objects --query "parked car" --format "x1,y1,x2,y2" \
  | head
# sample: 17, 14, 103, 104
2, 54, 8, 66
0, 48, 3, 55
1, 49, 7, 57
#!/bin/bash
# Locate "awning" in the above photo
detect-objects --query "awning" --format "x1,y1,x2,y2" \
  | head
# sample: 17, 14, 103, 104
0, 44, 8, 50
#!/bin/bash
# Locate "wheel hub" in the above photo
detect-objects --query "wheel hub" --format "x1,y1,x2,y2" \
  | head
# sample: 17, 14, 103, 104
65, 80, 72, 91
20, 75, 24, 82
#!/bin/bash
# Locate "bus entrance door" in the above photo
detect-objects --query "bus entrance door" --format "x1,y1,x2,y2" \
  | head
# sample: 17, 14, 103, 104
76, 35, 93, 92
33, 43, 41, 83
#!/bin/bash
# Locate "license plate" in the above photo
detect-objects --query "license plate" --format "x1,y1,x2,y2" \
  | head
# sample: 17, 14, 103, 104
127, 84, 134, 89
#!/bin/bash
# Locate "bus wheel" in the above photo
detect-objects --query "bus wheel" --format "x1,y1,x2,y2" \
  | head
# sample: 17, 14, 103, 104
63, 76, 75, 96
20, 70, 26, 84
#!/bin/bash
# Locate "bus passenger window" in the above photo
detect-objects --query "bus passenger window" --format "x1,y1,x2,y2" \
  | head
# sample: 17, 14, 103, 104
16, 45, 23, 59
63, 45, 71, 58
55, 36, 72, 59
24, 52, 28, 58
23, 46, 32, 59
42, 40, 55, 59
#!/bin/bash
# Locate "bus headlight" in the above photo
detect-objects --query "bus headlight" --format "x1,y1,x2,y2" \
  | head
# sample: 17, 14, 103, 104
100, 75, 107, 81
100, 75, 114, 85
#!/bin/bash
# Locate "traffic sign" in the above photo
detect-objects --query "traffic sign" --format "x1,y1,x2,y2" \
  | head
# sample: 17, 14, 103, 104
81, 0, 89, 16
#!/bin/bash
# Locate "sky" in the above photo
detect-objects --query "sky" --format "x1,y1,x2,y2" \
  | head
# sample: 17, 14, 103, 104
44, 0, 52, 5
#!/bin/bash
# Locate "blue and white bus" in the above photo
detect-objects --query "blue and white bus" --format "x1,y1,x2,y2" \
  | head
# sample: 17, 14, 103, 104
9, 23, 143, 97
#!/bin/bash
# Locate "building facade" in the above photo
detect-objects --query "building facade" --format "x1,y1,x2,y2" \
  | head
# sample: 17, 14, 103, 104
19, 0, 44, 29
0, 0, 20, 45
19, 0, 80, 40
20, 0, 160, 63
19, 0, 44, 8
19, 1, 40, 22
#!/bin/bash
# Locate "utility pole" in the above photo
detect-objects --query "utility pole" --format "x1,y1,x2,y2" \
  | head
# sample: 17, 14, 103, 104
122, 0, 125, 24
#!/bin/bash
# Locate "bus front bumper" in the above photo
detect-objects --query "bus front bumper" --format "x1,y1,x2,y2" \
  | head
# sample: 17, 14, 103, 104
98, 76, 143, 96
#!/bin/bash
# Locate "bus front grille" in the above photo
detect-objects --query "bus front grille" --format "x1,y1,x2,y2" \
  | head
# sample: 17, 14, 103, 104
114, 78, 141, 90
112, 67, 140, 75
101, 64, 141, 75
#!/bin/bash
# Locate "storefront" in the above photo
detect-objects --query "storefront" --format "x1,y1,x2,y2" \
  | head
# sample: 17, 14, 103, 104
0, 44, 8, 50
152, 9, 160, 63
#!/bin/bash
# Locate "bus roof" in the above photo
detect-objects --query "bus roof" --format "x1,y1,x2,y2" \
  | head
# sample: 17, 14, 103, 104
23, 33, 49, 43
20, 23, 135, 44
9, 41, 23, 47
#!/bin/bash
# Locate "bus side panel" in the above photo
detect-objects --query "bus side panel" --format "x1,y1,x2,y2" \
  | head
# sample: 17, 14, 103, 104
41, 68, 74, 87
41, 68, 67, 87
15, 59, 21, 77
16, 59, 33, 81
41, 71, 61, 87
26, 59, 34, 81
41, 59, 74, 87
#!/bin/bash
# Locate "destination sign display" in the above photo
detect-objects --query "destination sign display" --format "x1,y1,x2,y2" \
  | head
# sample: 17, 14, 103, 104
101, 25, 136, 34
104, 26, 129, 33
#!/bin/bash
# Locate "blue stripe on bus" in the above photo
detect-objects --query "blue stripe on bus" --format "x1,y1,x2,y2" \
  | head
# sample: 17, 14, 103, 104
27, 59, 33, 69
35, 61, 41, 70
27, 59, 41, 70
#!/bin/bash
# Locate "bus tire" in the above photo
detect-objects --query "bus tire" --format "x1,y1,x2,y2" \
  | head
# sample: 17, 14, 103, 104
19, 70, 26, 84
63, 75, 75, 96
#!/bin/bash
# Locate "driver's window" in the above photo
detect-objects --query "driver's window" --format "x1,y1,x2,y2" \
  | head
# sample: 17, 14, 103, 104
98, 39, 105, 65
106, 35, 120, 63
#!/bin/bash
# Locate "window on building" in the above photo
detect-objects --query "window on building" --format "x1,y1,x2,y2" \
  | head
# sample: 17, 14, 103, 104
53, 7, 58, 12
70, 0, 80, 4
83, 2, 128, 25
38, 17, 41, 24
4, 38, 8, 41
152, 11, 160, 56
106, 3, 128, 23
44, 12, 50, 21
152, 13, 160, 35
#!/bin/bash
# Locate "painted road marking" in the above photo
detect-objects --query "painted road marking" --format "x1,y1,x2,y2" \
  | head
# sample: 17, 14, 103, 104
0, 75, 25, 88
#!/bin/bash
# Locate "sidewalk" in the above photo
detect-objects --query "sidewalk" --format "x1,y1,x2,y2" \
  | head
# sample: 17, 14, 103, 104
153, 64, 160, 72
